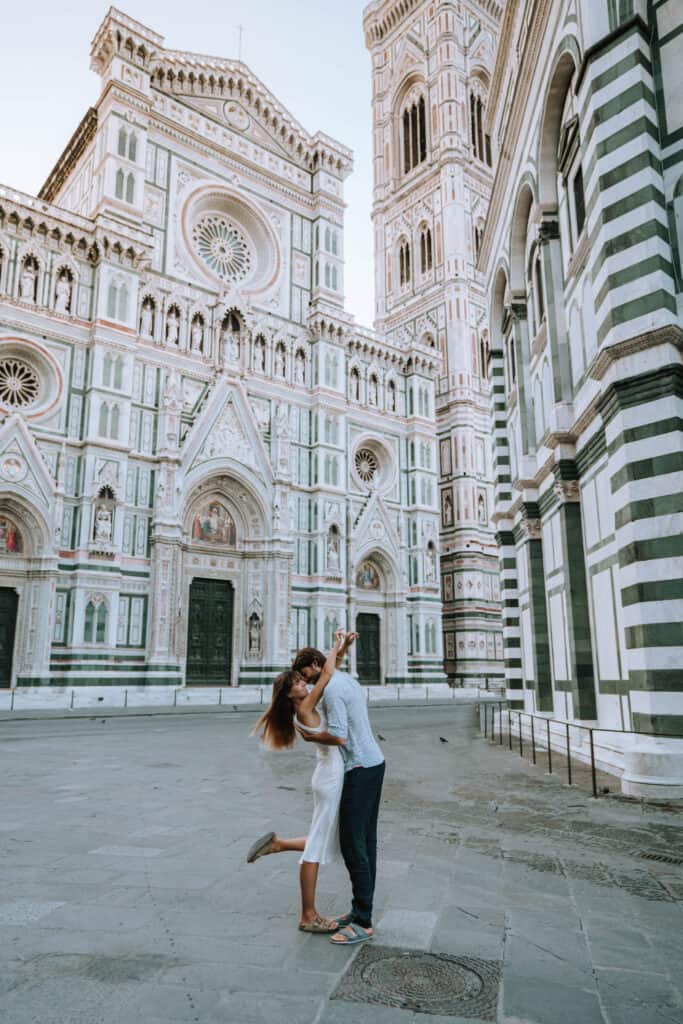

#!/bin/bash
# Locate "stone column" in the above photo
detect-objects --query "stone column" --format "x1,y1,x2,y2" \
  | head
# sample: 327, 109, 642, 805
516, 504, 553, 711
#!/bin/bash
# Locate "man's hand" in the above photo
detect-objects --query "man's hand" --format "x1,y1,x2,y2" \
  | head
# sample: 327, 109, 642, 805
295, 725, 315, 742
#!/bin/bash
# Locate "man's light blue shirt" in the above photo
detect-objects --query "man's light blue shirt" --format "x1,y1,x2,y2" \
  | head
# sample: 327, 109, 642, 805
323, 670, 384, 772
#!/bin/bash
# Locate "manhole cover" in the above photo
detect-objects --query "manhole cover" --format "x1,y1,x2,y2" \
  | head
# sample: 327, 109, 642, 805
332, 945, 500, 1019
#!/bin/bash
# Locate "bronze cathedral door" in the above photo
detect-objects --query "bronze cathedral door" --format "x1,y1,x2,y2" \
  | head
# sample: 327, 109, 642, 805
186, 579, 233, 685
0, 588, 18, 688
355, 612, 381, 684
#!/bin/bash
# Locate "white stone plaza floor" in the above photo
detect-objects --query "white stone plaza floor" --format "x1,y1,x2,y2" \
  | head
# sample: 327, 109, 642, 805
1, 704, 682, 1023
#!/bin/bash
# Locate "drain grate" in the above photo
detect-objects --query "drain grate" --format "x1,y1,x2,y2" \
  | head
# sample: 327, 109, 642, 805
639, 850, 683, 867
332, 945, 501, 1019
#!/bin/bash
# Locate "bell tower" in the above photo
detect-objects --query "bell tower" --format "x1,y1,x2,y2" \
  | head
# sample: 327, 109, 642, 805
363, 0, 504, 686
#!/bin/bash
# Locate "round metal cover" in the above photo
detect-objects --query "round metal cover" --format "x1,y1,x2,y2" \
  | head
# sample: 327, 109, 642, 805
333, 944, 501, 1019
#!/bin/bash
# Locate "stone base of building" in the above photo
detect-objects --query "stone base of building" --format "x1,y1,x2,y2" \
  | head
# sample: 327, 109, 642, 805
620, 737, 683, 801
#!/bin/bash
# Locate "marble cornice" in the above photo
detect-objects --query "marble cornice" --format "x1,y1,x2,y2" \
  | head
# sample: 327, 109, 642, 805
478, 0, 554, 273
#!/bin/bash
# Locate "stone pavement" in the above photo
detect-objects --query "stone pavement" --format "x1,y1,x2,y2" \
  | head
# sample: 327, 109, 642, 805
1, 705, 682, 1024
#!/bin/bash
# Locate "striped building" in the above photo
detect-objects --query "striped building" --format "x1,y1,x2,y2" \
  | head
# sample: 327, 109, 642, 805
479, 0, 683, 796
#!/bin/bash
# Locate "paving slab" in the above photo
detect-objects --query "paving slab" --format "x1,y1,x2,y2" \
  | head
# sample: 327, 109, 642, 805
1, 704, 681, 1024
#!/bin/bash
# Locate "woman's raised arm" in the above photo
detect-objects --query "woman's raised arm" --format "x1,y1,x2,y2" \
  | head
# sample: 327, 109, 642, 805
299, 630, 345, 712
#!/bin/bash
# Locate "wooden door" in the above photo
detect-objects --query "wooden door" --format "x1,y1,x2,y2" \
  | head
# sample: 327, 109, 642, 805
186, 578, 233, 685
0, 588, 18, 688
355, 612, 381, 685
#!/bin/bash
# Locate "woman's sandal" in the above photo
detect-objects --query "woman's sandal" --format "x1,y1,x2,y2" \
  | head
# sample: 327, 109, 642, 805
299, 915, 339, 934
330, 923, 374, 945
246, 831, 275, 863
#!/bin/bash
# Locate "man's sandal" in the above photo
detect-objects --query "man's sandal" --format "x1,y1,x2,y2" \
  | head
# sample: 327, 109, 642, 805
246, 831, 275, 863
333, 912, 353, 928
299, 915, 339, 934
330, 923, 373, 945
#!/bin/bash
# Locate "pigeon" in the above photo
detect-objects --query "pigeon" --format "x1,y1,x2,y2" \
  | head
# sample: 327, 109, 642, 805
378, 734, 386, 741
439, 736, 448, 743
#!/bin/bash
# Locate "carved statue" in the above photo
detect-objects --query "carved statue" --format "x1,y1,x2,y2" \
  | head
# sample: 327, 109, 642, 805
426, 545, 437, 582
248, 614, 262, 653
327, 532, 340, 572
94, 506, 112, 544
368, 377, 378, 406
55, 273, 72, 314
20, 262, 36, 302
477, 495, 486, 523
274, 346, 285, 377
191, 319, 204, 353
140, 300, 154, 337
166, 308, 180, 346
295, 351, 305, 385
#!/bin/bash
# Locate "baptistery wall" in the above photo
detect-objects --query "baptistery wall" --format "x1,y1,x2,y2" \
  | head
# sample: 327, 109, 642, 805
0, 7, 444, 688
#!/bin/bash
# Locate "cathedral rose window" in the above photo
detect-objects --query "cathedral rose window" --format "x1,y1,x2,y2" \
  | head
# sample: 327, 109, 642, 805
191, 214, 252, 282
0, 357, 40, 408
355, 447, 379, 484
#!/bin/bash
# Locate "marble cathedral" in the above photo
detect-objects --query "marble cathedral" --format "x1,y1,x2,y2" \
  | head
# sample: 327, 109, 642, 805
0, 7, 449, 689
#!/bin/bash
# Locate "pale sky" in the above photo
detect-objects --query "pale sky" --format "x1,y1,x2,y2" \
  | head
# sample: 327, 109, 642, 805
0, 1, 376, 326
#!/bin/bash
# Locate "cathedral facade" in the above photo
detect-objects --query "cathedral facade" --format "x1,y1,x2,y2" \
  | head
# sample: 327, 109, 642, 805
0, 7, 444, 688
363, 0, 504, 686
480, 0, 683, 794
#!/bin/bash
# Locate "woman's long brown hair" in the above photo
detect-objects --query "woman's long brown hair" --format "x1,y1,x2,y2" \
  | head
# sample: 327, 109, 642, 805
251, 669, 298, 750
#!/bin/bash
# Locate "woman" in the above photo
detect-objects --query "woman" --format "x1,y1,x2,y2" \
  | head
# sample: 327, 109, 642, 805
247, 630, 353, 933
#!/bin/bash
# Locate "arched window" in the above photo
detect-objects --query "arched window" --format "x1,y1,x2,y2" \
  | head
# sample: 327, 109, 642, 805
402, 92, 427, 174
387, 378, 396, 412
331, 231, 338, 256
349, 366, 360, 401
103, 354, 113, 388
106, 282, 117, 319
420, 227, 433, 274
125, 173, 135, 204
480, 337, 489, 380
117, 126, 127, 157
98, 403, 109, 436
113, 356, 123, 390
128, 133, 137, 162
331, 266, 338, 291
470, 90, 492, 166
118, 285, 129, 322
324, 263, 331, 288
84, 599, 108, 644
115, 168, 125, 199
324, 227, 331, 252
399, 239, 411, 287
110, 404, 120, 439
557, 87, 586, 255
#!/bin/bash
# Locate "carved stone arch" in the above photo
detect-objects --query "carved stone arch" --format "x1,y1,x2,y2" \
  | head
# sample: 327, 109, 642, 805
537, 36, 582, 207
51, 254, 80, 314
182, 469, 270, 543
89, 468, 124, 504
0, 491, 51, 558
509, 176, 538, 294
353, 547, 400, 593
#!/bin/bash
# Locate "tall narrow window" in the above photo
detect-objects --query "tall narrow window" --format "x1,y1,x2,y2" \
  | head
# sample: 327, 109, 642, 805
125, 173, 135, 204
403, 109, 411, 173
573, 165, 586, 236
115, 169, 124, 199
476, 97, 484, 165
117, 127, 127, 157
411, 103, 419, 170
128, 134, 137, 162
418, 96, 427, 163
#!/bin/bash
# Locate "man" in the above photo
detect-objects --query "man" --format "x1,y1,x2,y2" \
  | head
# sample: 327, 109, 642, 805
292, 636, 385, 945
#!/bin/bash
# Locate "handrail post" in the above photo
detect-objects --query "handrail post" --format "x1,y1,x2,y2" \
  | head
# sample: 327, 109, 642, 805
530, 715, 536, 764
566, 723, 572, 785
508, 709, 513, 750
518, 713, 523, 757
483, 703, 488, 738
546, 719, 552, 774
499, 703, 503, 745
589, 729, 597, 798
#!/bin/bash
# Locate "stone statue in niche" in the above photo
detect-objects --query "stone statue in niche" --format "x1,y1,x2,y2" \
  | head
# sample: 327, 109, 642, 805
294, 351, 305, 385
274, 346, 285, 377
140, 299, 154, 338
368, 377, 378, 406
94, 506, 113, 544
477, 494, 486, 523
20, 262, 37, 302
327, 532, 340, 573
426, 545, 437, 582
55, 272, 72, 314
191, 318, 204, 352
166, 308, 180, 346
248, 613, 262, 653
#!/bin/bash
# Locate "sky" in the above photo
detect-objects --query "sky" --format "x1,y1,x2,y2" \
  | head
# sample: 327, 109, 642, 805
0, 0, 376, 326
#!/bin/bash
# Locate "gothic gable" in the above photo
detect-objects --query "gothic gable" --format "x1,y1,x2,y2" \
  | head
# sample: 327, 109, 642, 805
182, 378, 272, 485
0, 414, 56, 518
351, 491, 401, 566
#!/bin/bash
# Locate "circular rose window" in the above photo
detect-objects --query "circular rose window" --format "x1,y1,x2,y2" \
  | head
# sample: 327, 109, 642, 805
0, 358, 40, 408
191, 214, 253, 283
355, 447, 379, 484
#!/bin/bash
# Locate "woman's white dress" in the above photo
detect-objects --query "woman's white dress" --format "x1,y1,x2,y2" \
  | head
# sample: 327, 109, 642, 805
295, 707, 344, 865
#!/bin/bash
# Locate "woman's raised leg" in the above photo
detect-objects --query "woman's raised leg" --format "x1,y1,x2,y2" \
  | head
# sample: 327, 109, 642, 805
271, 836, 306, 853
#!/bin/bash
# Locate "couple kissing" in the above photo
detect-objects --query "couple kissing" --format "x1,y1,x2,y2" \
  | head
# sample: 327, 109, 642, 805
247, 629, 385, 946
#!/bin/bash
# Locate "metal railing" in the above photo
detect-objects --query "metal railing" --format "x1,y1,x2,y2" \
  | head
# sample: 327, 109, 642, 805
479, 702, 676, 798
